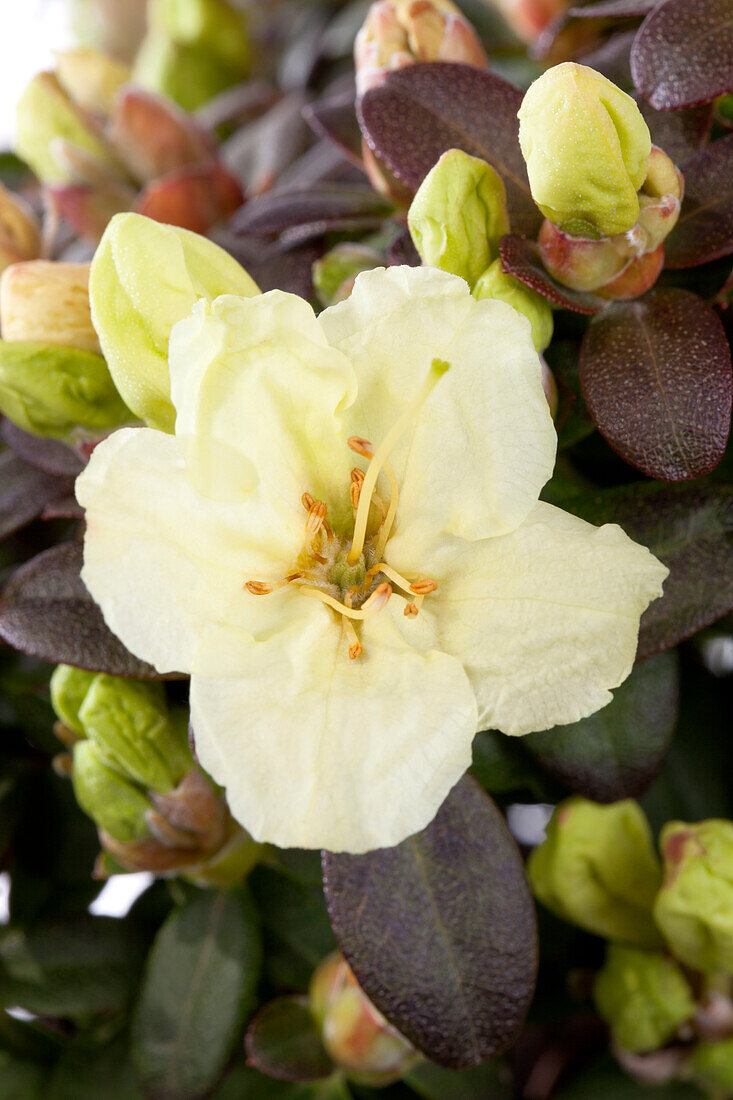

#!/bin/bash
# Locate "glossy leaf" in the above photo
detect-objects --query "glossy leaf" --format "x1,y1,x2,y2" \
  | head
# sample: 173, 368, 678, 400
471, 730, 557, 802
0, 421, 84, 477
665, 135, 733, 269
230, 185, 392, 240
579, 289, 732, 480
639, 100, 712, 166
358, 63, 541, 237
322, 777, 537, 1070
499, 235, 605, 314
631, 0, 733, 109
525, 651, 678, 802
303, 95, 364, 165
132, 888, 262, 1100
246, 997, 333, 1082
0, 541, 159, 677
562, 482, 733, 657
0, 451, 74, 541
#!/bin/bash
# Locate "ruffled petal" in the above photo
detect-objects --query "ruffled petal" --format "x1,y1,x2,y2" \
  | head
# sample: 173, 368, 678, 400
189, 607, 477, 852
320, 266, 556, 542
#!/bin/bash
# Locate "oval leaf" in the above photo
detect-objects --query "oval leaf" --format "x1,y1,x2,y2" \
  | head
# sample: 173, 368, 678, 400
0, 541, 159, 677
631, 0, 733, 109
499, 235, 605, 314
245, 997, 333, 1082
358, 63, 542, 237
665, 135, 733, 269
0, 451, 74, 541
303, 95, 364, 166
524, 651, 679, 802
230, 185, 392, 239
639, 100, 713, 167
579, 289, 733, 480
132, 889, 262, 1100
1, 420, 84, 477
322, 777, 537, 1070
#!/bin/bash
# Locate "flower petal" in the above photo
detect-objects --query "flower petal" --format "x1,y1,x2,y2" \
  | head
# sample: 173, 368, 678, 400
76, 426, 311, 676
169, 292, 357, 527
189, 608, 477, 852
320, 266, 557, 541
397, 501, 668, 736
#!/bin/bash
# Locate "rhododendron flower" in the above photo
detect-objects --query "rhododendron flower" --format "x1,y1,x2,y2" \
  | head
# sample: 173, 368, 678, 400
77, 266, 667, 852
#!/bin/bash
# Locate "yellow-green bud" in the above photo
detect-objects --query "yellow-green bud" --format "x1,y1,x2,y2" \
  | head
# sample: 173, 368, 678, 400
527, 798, 664, 948
518, 63, 651, 239
55, 48, 131, 117
15, 71, 121, 184
90, 213, 258, 431
312, 244, 382, 308
654, 820, 733, 975
473, 258, 553, 352
72, 739, 151, 841
690, 1039, 733, 1095
0, 184, 40, 275
78, 676, 193, 794
408, 149, 510, 288
71, 0, 147, 64
1, 261, 100, 353
0, 342, 130, 440
594, 946, 695, 1054
50, 665, 98, 736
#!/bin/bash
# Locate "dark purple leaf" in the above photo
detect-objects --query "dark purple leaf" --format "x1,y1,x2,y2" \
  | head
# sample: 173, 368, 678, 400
221, 93, 313, 197
499, 235, 605, 314
580, 289, 732, 480
245, 997, 333, 1082
563, 482, 733, 657
1, 420, 84, 477
0, 541, 159, 677
569, 0, 656, 16
303, 94, 364, 166
639, 101, 713, 166
210, 228, 319, 299
322, 777, 537, 1070
580, 29, 635, 88
41, 495, 84, 521
631, 0, 733, 109
194, 81, 281, 133
0, 451, 74, 541
229, 185, 392, 239
524, 651, 678, 802
358, 63, 542, 237
665, 136, 733, 269
388, 229, 421, 267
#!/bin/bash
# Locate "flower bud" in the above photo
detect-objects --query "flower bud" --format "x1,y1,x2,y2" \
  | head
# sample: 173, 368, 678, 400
690, 1039, 733, 1096
0, 341, 131, 440
407, 149, 510, 288
309, 953, 419, 1085
78, 676, 193, 794
653, 820, 733, 975
90, 212, 259, 431
538, 219, 628, 292
527, 797, 664, 948
109, 86, 215, 184
355, 0, 487, 97
518, 63, 651, 239
72, 739, 151, 842
593, 946, 696, 1054
50, 665, 98, 736
313, 244, 382, 308
0, 184, 40, 275
1, 261, 100, 353
55, 48, 131, 117
473, 259, 553, 352
485, 0, 569, 44
71, 0, 147, 64
596, 244, 665, 302
15, 72, 121, 184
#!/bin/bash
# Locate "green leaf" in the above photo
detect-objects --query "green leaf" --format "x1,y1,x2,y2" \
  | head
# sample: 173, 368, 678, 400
470, 730, 558, 802
404, 1059, 512, 1099
214, 1064, 351, 1100
555, 1054, 702, 1098
524, 651, 679, 802
132, 887, 262, 1100
322, 777, 537, 1070
245, 996, 333, 1082
47, 1034, 144, 1100
250, 863, 335, 993
0, 1049, 47, 1099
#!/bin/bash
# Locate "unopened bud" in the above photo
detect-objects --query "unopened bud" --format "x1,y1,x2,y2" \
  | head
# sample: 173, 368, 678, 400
528, 797, 664, 948
408, 149, 510, 288
690, 1039, 733, 1096
0, 184, 40, 275
519, 63, 651, 239
538, 219, 628, 292
50, 665, 98, 736
473, 259, 553, 352
71, 0, 148, 64
309, 953, 419, 1085
72, 739, 151, 842
55, 47, 131, 117
355, 0, 487, 97
594, 945, 695, 1054
1, 261, 100, 353
654, 820, 733, 975
596, 244, 665, 301
485, 0, 569, 44
110, 86, 215, 184
313, 244, 382, 307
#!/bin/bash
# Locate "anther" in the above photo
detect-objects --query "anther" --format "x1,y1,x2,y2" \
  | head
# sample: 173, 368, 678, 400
361, 582, 392, 613
343, 618, 362, 660
306, 501, 327, 535
301, 492, 315, 511
245, 581, 273, 595
404, 603, 419, 617
410, 578, 438, 595
348, 436, 374, 458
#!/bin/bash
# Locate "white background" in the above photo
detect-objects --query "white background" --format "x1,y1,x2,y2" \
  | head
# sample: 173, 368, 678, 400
0, 0, 74, 148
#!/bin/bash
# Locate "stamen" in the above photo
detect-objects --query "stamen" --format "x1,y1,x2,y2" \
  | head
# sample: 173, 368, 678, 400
300, 581, 392, 620
368, 562, 438, 598
347, 359, 450, 564
343, 618, 362, 660
410, 578, 438, 595
245, 581, 273, 595
405, 595, 425, 617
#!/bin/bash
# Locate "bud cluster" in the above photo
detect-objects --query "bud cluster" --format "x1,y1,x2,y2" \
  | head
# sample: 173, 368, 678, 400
50, 665, 260, 886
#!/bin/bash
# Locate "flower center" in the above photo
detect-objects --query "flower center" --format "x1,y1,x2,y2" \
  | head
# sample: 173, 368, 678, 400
245, 359, 449, 659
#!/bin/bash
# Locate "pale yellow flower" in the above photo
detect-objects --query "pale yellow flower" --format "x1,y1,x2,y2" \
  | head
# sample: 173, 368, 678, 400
77, 262, 667, 852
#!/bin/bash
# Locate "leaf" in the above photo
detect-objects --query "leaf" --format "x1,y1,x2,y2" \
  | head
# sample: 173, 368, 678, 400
0, 420, 84, 477
0, 915, 144, 1016
245, 997, 333, 1082
303, 95, 364, 166
579, 289, 732, 480
0, 451, 74, 541
404, 1059, 512, 1100
664, 135, 733, 269
0, 541, 160, 678
498, 235, 605, 314
229, 185, 393, 241
569, 0, 657, 15
555, 1054, 703, 1099
562, 481, 733, 657
639, 100, 713, 166
544, 341, 595, 451
524, 651, 679, 802
0, 1050, 47, 1099
471, 730, 557, 802
213, 1064, 349, 1100
631, 0, 733, 109
322, 777, 537, 1070
48, 1034, 144, 1100
358, 63, 542, 237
